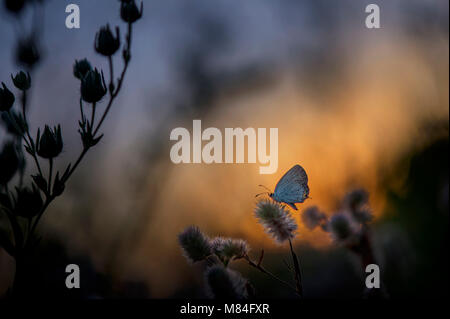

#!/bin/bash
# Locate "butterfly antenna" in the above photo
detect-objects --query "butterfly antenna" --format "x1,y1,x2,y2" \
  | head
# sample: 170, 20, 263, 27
258, 185, 272, 192
255, 192, 269, 198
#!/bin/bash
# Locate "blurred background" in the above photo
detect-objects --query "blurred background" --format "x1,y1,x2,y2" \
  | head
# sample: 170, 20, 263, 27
0, 0, 448, 298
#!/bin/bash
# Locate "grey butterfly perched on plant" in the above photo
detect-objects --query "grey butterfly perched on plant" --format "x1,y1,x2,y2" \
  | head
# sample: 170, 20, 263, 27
257, 164, 310, 210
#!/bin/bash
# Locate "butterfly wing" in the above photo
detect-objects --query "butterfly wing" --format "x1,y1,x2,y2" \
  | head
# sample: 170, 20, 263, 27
273, 165, 309, 205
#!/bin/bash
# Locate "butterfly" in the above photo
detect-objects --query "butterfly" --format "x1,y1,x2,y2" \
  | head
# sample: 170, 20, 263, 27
257, 164, 310, 210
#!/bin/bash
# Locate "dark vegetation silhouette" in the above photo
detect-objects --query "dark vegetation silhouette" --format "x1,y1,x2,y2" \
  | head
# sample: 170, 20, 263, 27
178, 188, 387, 299
0, 0, 143, 297
1, 0, 447, 300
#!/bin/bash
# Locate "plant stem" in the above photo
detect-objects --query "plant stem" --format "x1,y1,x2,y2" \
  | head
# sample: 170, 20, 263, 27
20, 90, 44, 177
47, 158, 53, 195
243, 255, 299, 296
18, 19, 136, 275
28, 197, 52, 239
93, 23, 132, 137
288, 239, 303, 297
91, 102, 97, 128
108, 56, 114, 96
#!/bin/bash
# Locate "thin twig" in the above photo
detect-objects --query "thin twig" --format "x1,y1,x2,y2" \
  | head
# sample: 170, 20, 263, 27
243, 255, 299, 295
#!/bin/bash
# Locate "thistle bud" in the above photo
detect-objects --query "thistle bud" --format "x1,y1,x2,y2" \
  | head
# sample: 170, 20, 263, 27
95, 25, 121, 56
1, 111, 27, 137
11, 71, 31, 90
0, 83, 15, 112
15, 37, 40, 69
80, 68, 107, 103
36, 125, 63, 159
73, 59, 92, 80
4, 0, 26, 14
14, 184, 43, 218
0, 142, 19, 186
120, 0, 143, 23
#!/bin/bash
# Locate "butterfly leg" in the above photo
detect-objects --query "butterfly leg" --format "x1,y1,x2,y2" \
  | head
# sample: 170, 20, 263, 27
286, 203, 298, 210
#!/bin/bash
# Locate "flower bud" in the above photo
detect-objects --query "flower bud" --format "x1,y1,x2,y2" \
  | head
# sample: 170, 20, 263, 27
15, 37, 41, 69
80, 68, 107, 103
120, 0, 143, 23
95, 25, 121, 56
0, 83, 15, 112
11, 71, 31, 90
4, 0, 26, 14
1, 111, 27, 137
14, 184, 43, 218
0, 142, 19, 186
73, 59, 92, 80
36, 125, 63, 159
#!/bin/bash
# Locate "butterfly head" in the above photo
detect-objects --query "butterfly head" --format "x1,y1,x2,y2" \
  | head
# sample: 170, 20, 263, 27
256, 185, 273, 199
255, 192, 273, 198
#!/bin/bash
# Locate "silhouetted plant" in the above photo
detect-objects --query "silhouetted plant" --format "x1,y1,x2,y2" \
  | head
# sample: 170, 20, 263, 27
178, 189, 387, 298
178, 199, 305, 298
205, 265, 249, 299
0, 0, 143, 297
301, 188, 387, 298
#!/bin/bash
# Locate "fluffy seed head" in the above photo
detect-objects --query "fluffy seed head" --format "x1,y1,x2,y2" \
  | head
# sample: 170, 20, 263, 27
254, 200, 298, 243
204, 265, 248, 299
302, 206, 327, 230
178, 226, 212, 263
343, 188, 372, 223
327, 212, 359, 244
211, 237, 249, 266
